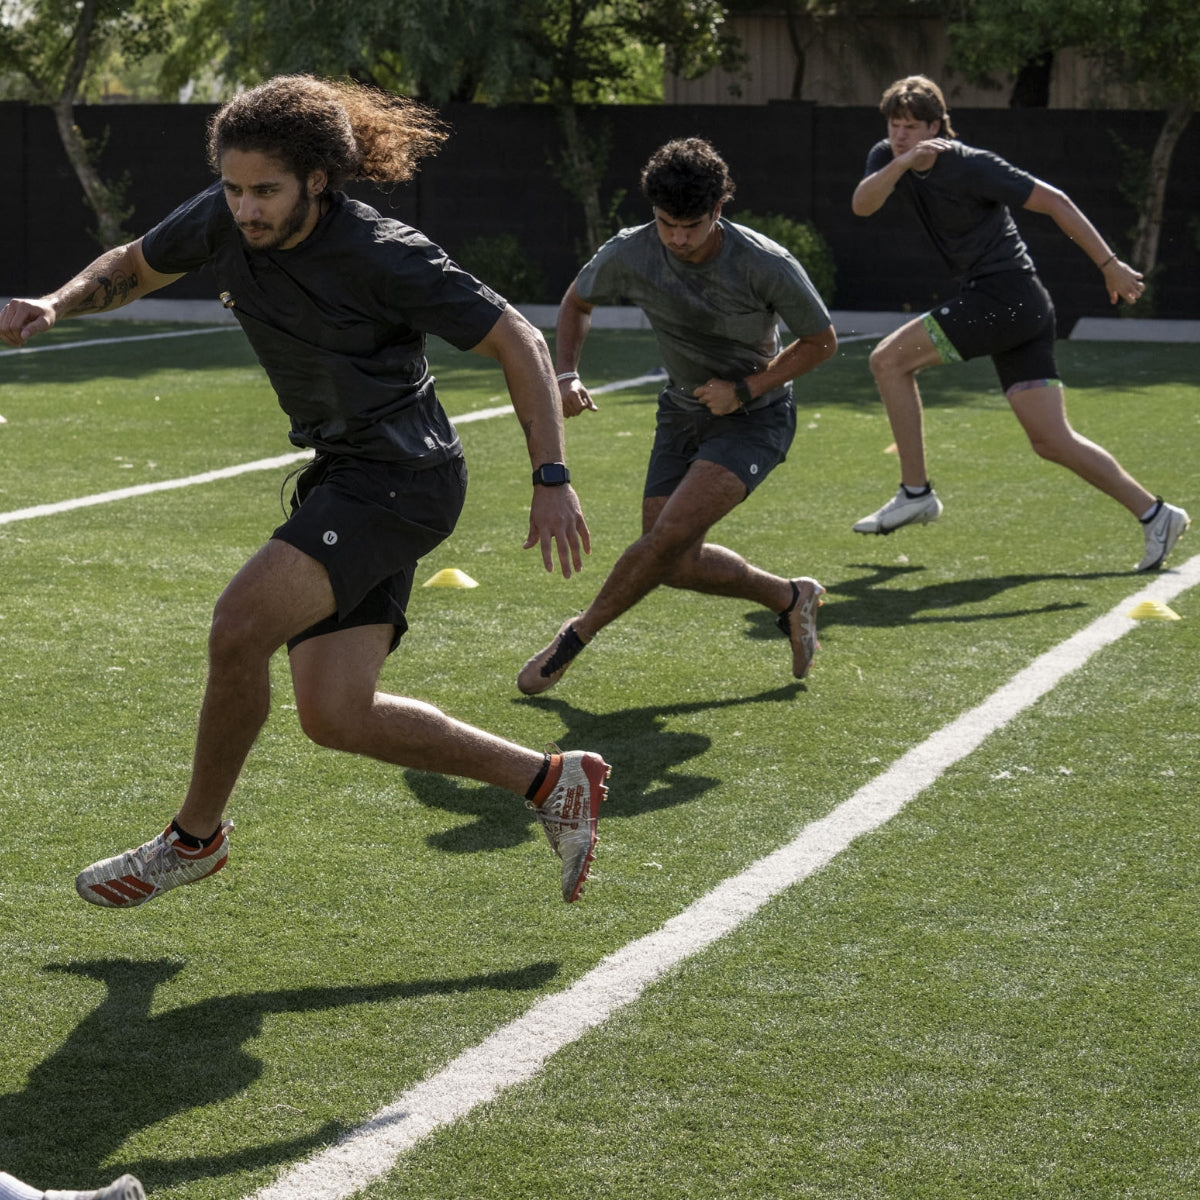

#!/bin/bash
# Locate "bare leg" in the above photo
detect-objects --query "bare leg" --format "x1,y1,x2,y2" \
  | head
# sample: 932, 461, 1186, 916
573, 458, 794, 641
175, 539, 343, 835
868, 318, 945, 487
1008, 384, 1154, 516
289, 623, 546, 793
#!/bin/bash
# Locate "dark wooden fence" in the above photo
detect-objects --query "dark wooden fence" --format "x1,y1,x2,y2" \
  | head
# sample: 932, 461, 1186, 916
3, 99, 1197, 330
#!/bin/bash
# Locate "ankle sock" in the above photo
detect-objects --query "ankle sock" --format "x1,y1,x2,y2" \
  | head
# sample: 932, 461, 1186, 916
901, 482, 932, 498
170, 819, 220, 849
528, 754, 564, 806
1140, 497, 1163, 523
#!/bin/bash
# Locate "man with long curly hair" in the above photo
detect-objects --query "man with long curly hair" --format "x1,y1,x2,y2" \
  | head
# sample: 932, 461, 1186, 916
0, 76, 609, 906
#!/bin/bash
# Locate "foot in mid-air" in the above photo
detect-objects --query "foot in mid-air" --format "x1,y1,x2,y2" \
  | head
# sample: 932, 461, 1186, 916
518, 620, 589, 695
853, 485, 943, 535
528, 751, 610, 901
75, 821, 233, 908
776, 577, 825, 680
1136, 498, 1189, 571
43, 1172, 147, 1200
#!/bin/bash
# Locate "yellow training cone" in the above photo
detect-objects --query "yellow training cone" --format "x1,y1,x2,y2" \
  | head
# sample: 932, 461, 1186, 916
883, 442, 898, 454
423, 567, 478, 589
1127, 599, 1180, 621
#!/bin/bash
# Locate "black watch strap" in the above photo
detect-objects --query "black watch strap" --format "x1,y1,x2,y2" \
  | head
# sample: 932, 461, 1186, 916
532, 462, 571, 487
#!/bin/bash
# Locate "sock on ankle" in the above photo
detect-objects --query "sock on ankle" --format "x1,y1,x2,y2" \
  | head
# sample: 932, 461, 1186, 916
529, 755, 564, 806
170, 818, 220, 849
0, 1171, 45, 1200
1140, 497, 1163, 523
901, 481, 932, 498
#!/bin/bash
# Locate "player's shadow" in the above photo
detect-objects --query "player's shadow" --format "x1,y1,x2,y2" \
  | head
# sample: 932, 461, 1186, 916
741, 563, 1131, 638
0, 956, 556, 1192
403, 683, 804, 852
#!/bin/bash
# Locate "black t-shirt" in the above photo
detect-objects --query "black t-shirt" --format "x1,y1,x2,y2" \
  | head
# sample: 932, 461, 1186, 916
141, 184, 507, 464
864, 139, 1038, 282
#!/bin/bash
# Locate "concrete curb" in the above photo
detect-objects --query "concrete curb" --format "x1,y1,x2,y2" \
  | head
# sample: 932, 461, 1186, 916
3, 299, 1196, 342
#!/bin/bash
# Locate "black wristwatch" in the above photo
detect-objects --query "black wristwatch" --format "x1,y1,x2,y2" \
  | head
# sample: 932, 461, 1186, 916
532, 462, 571, 487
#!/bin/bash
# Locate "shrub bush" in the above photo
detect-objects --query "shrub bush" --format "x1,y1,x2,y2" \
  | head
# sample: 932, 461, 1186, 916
452, 233, 548, 304
731, 211, 837, 306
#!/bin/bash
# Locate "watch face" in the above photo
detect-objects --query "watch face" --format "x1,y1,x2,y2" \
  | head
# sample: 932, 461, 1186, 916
535, 463, 570, 486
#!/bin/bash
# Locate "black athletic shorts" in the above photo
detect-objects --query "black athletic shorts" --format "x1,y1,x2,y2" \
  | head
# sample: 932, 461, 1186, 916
272, 452, 468, 653
922, 270, 1060, 393
644, 388, 797, 498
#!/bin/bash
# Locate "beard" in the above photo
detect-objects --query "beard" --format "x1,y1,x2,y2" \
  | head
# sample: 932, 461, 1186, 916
239, 189, 315, 251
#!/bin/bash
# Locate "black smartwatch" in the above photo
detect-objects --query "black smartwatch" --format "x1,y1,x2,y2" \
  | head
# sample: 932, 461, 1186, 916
734, 379, 753, 410
532, 462, 571, 487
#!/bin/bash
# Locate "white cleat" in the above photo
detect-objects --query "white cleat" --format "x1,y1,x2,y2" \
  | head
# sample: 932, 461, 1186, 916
853, 486, 943, 535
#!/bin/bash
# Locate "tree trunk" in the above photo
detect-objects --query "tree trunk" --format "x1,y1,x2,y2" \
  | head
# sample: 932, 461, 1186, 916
51, 100, 129, 248
50, 0, 130, 249
1131, 101, 1194, 277
556, 103, 606, 254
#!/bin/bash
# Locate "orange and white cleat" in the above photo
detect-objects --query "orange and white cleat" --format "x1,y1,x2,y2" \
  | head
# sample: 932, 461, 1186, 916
75, 821, 233, 908
529, 751, 610, 902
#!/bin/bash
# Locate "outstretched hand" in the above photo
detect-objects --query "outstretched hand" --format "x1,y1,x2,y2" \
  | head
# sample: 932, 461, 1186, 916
558, 378, 599, 419
524, 484, 592, 577
0, 297, 57, 348
1102, 257, 1145, 306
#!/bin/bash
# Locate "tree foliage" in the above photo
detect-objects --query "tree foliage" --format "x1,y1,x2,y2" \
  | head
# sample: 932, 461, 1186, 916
0, 0, 189, 245
943, 0, 1200, 285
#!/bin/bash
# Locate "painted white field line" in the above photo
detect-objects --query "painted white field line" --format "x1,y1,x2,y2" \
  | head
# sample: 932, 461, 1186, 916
0, 453, 313, 526
0, 370, 662, 527
248, 553, 1199, 1200
0, 326, 235, 356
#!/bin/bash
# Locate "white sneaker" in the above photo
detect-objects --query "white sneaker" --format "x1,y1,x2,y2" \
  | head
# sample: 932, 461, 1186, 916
45, 1174, 147, 1200
853, 486, 943, 534
1136, 499, 1189, 571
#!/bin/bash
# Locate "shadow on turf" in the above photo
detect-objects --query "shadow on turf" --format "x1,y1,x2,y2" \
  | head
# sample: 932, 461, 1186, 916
0, 956, 557, 1192
402, 684, 804, 853
738, 564, 1131, 636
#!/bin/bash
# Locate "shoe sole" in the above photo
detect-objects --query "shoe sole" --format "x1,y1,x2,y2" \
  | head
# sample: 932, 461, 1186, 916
517, 622, 583, 695
783, 577, 825, 680
562, 754, 610, 902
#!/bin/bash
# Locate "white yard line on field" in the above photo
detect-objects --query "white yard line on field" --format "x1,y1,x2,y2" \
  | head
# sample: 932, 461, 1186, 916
0, 326, 236, 356
246, 555, 1199, 1200
0, 369, 666, 527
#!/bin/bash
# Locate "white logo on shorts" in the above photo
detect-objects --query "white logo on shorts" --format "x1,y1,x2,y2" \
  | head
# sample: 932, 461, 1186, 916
323, 530, 339, 546
750, 463, 760, 475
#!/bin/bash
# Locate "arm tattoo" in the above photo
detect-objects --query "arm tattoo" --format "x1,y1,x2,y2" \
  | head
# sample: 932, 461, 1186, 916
74, 269, 140, 314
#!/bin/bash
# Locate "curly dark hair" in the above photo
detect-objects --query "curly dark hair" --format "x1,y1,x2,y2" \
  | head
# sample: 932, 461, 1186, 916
207, 75, 449, 188
878, 75, 957, 139
639, 137, 735, 219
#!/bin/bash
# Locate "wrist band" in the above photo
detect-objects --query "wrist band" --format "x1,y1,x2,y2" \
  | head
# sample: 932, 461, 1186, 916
734, 379, 753, 410
556, 371, 579, 382
1099, 253, 1118, 268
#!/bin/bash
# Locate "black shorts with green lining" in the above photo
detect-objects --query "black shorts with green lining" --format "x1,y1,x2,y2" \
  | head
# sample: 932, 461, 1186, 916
272, 452, 468, 654
921, 269, 1060, 393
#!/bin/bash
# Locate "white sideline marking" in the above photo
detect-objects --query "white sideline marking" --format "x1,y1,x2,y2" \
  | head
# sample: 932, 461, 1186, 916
0, 371, 664, 527
0, 453, 312, 526
247, 555, 1199, 1200
0, 326, 235, 356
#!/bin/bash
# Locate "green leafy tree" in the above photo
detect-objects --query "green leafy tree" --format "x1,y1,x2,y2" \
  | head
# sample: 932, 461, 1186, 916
0, 0, 186, 245
183, 0, 743, 252
944, 0, 1199, 285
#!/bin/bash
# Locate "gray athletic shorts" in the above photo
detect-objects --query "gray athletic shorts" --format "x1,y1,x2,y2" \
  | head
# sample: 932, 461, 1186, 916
644, 388, 796, 498
272, 452, 468, 653
922, 270, 1060, 393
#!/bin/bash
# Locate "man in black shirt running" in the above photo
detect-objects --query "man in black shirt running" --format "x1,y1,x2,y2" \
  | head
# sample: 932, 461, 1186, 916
0, 75, 609, 905
851, 74, 1188, 572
